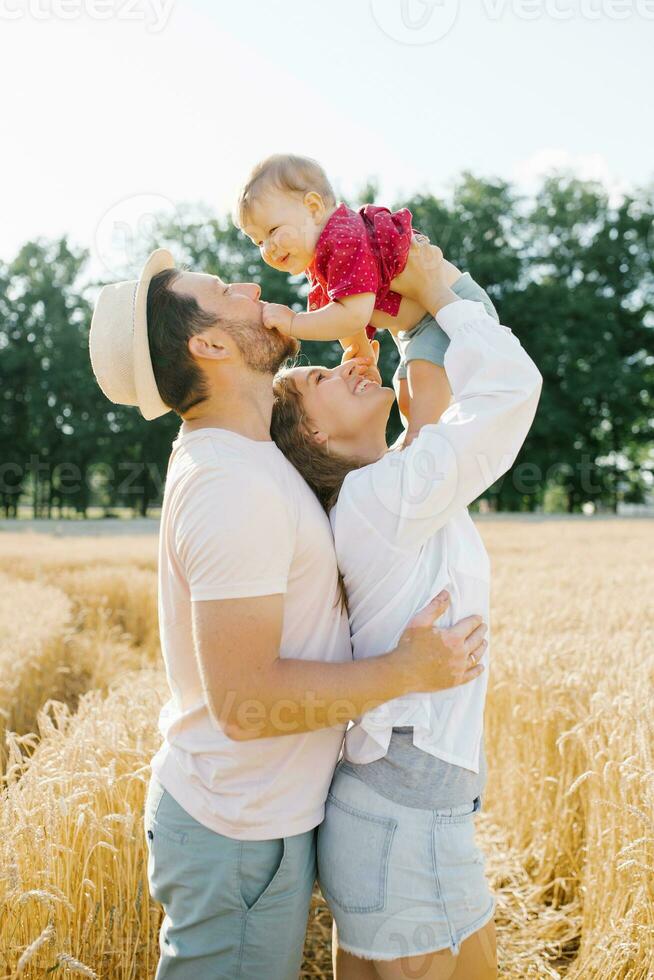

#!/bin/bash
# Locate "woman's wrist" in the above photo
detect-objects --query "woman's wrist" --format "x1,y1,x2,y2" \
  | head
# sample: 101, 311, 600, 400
425, 283, 460, 318
442, 258, 462, 287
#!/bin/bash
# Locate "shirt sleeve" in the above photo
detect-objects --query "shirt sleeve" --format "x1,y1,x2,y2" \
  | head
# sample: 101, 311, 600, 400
450, 272, 499, 322
174, 464, 295, 601
343, 300, 543, 550
308, 278, 329, 312
322, 226, 379, 303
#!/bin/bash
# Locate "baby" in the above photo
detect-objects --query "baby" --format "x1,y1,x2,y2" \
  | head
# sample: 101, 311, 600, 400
235, 154, 498, 439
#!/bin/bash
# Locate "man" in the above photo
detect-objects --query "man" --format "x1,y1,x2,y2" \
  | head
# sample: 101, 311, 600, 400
89, 246, 486, 979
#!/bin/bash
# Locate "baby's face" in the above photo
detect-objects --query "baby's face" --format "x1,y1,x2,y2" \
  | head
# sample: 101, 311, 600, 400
243, 189, 325, 276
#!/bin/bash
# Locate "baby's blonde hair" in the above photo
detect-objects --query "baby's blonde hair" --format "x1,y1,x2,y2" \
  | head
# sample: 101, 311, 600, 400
235, 154, 336, 230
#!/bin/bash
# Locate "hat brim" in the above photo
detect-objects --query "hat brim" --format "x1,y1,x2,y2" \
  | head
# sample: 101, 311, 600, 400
133, 247, 177, 420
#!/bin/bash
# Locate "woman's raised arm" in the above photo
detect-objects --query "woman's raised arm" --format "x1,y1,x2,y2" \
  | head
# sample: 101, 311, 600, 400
344, 299, 543, 549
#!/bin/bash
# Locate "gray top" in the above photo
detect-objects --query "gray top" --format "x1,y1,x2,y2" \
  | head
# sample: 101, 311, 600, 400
341, 728, 487, 809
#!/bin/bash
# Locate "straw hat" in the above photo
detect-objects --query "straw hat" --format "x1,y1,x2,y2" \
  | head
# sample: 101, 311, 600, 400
89, 248, 176, 420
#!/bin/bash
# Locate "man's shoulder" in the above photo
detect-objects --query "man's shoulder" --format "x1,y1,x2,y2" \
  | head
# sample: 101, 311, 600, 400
168, 431, 245, 482
166, 433, 290, 504
166, 431, 327, 514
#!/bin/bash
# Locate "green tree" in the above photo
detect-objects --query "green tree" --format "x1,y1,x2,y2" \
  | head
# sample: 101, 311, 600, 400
2, 175, 651, 519
511, 176, 654, 511
1, 239, 99, 517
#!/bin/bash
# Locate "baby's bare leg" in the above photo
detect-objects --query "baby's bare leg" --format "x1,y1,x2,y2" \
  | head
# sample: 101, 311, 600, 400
405, 360, 452, 441
396, 376, 411, 425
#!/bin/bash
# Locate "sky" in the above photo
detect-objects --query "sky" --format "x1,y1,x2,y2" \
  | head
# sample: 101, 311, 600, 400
1, 0, 653, 278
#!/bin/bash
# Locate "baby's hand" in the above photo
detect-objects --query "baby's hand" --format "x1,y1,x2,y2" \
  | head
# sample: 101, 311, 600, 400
262, 302, 295, 334
342, 336, 380, 365
347, 355, 383, 388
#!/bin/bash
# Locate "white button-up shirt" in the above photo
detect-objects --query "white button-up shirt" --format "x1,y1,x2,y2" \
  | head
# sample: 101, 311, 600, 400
331, 300, 543, 772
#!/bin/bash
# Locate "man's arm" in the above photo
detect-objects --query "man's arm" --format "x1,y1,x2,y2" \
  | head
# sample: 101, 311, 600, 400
192, 591, 486, 741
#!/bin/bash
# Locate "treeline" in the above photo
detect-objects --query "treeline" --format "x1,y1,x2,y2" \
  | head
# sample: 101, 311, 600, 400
0, 172, 652, 517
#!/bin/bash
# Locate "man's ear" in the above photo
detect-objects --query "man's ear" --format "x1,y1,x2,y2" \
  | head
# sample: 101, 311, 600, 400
188, 333, 230, 362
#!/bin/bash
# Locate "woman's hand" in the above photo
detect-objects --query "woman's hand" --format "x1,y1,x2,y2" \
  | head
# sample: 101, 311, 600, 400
392, 235, 461, 312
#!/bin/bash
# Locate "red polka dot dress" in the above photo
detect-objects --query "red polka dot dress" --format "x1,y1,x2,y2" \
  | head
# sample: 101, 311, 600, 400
306, 203, 414, 340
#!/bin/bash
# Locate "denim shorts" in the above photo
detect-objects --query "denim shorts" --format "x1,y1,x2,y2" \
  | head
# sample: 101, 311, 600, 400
393, 272, 500, 382
316, 764, 495, 961
144, 774, 316, 979
394, 312, 450, 381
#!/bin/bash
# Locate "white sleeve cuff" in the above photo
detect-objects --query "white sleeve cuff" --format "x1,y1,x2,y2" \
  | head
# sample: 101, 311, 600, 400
435, 299, 490, 337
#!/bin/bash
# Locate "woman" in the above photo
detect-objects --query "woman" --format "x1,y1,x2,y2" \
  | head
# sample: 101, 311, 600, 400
270, 245, 542, 980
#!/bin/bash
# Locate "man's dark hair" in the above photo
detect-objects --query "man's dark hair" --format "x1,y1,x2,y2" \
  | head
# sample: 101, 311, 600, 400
146, 269, 215, 416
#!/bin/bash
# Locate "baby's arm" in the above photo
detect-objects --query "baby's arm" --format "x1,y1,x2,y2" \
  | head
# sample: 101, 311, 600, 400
263, 293, 374, 340
262, 293, 376, 359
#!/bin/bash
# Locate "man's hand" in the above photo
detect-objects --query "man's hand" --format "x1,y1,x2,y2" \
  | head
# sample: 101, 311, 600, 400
394, 590, 487, 692
192, 589, 485, 741
262, 302, 295, 334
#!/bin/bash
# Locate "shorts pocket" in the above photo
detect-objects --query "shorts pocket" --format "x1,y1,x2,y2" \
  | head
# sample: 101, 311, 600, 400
237, 837, 287, 912
435, 797, 480, 825
144, 779, 190, 846
317, 793, 396, 914
149, 819, 188, 846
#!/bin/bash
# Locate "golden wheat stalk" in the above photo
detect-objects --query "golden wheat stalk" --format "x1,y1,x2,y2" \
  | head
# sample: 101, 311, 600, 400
0, 521, 651, 978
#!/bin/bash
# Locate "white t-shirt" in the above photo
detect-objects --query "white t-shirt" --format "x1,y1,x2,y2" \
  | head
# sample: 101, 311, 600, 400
332, 300, 542, 772
150, 427, 352, 840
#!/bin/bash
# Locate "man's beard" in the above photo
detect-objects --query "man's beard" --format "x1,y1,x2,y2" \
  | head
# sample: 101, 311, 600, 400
228, 317, 300, 374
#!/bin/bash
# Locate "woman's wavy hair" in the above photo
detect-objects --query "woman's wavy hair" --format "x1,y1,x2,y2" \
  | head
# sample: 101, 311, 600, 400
271, 371, 364, 513
271, 370, 367, 613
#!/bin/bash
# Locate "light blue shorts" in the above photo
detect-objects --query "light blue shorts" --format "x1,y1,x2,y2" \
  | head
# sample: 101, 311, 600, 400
394, 272, 500, 382
317, 764, 495, 961
144, 775, 316, 979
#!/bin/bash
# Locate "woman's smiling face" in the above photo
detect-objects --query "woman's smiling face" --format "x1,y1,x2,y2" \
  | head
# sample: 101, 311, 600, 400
281, 359, 394, 456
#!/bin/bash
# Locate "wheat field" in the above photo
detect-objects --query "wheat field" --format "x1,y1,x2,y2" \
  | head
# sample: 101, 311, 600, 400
0, 520, 652, 979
